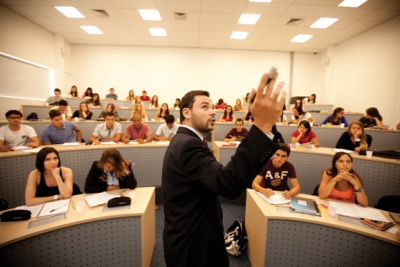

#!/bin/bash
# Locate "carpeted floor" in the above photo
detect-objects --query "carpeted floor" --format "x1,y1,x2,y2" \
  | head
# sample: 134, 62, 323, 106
150, 203, 252, 267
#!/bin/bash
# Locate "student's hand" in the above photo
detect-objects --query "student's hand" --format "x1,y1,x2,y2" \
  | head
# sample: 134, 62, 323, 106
51, 168, 61, 179
93, 140, 101, 145
355, 129, 362, 138
231, 136, 237, 141
282, 190, 291, 199
354, 147, 362, 153
27, 142, 38, 148
106, 185, 120, 191
0, 146, 13, 152
262, 188, 275, 198
137, 138, 145, 144
249, 72, 286, 134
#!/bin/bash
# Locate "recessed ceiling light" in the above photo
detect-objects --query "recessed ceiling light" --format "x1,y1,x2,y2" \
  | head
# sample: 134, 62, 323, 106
149, 28, 167, 36
55, 6, 85, 18
249, 0, 272, 3
338, 0, 368, 8
310, 18, 338, 28
80, 26, 103, 35
290, 34, 313, 43
230, 31, 249, 40
139, 9, 162, 21
238, 14, 261, 25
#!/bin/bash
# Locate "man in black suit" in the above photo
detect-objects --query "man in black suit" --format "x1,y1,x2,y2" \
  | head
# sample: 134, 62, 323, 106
162, 72, 286, 267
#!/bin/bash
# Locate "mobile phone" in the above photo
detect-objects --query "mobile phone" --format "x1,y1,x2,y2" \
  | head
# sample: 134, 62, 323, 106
250, 66, 277, 104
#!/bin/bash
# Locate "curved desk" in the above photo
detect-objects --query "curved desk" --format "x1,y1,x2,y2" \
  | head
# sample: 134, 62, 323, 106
245, 190, 400, 267
0, 143, 168, 208
0, 187, 155, 267
212, 142, 400, 207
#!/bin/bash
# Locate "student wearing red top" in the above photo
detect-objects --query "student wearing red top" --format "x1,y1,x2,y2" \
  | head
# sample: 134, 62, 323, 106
214, 98, 227, 110
218, 105, 236, 122
140, 90, 151, 102
252, 143, 300, 199
291, 120, 320, 147
318, 152, 368, 207
122, 114, 152, 144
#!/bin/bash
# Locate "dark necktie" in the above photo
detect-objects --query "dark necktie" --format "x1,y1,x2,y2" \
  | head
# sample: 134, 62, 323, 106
203, 139, 207, 144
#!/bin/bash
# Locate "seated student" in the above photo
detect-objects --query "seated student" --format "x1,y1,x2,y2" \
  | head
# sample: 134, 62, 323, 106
233, 99, 246, 111
252, 143, 300, 199
359, 107, 384, 128
140, 90, 151, 102
154, 115, 179, 141
84, 148, 137, 193
25, 147, 73, 206
72, 102, 93, 120
130, 103, 148, 120
149, 95, 160, 109
41, 110, 82, 145
82, 87, 94, 98
122, 114, 152, 144
223, 118, 248, 142
46, 88, 65, 105
291, 106, 315, 125
321, 107, 348, 126
89, 112, 122, 145
214, 98, 227, 110
171, 98, 180, 110
98, 103, 119, 119
51, 99, 73, 121
87, 93, 102, 107
0, 110, 40, 152
304, 93, 316, 104
242, 110, 253, 122
291, 120, 320, 147
219, 105, 236, 122
290, 97, 303, 112
105, 88, 118, 100
397, 122, 400, 130
336, 121, 372, 153
318, 152, 368, 207
154, 103, 170, 120
277, 106, 288, 125
70, 85, 79, 97
126, 89, 135, 101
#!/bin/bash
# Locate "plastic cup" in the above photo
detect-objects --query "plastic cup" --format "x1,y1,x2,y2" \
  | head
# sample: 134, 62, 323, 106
328, 206, 336, 217
340, 123, 345, 128
76, 202, 85, 214
145, 118, 148, 121
44, 103, 49, 106
74, 117, 79, 122
129, 191, 136, 201
366, 151, 373, 158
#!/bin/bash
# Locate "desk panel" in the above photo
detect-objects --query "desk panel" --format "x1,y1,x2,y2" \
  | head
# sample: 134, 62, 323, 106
212, 143, 400, 207
303, 104, 334, 112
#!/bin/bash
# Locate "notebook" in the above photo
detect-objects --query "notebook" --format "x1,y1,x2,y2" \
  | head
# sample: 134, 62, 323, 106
256, 192, 290, 205
38, 199, 70, 218
290, 196, 320, 216
389, 212, 400, 224
84, 192, 117, 207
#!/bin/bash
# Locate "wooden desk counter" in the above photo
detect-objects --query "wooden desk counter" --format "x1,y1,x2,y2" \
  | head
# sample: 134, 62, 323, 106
212, 142, 400, 207
0, 187, 155, 267
0, 143, 169, 208
245, 190, 400, 267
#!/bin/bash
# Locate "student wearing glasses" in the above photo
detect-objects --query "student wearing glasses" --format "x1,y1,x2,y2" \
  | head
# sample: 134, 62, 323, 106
0, 110, 39, 152
89, 112, 122, 145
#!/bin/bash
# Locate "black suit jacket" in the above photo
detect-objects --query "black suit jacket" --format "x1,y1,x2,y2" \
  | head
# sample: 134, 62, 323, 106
84, 161, 137, 193
162, 126, 279, 267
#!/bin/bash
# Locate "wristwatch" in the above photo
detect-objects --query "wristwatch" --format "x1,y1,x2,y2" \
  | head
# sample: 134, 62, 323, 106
354, 188, 363, 193
54, 195, 59, 201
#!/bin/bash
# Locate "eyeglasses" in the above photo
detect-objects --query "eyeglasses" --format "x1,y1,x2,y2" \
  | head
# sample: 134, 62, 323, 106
8, 117, 22, 119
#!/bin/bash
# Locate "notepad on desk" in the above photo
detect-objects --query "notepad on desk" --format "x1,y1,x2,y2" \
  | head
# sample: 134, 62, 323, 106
38, 199, 70, 218
15, 204, 44, 218
256, 192, 290, 205
329, 202, 389, 222
101, 141, 116, 145
85, 192, 117, 207
62, 142, 80, 146
12, 146, 31, 151
290, 196, 321, 216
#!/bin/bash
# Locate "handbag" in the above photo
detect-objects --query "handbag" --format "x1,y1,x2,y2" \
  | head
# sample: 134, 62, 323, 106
1, 210, 31, 222
224, 219, 247, 256
107, 197, 131, 208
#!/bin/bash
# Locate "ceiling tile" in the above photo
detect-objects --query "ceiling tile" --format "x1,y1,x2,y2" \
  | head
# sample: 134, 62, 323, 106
361, 9, 400, 22
201, 0, 247, 13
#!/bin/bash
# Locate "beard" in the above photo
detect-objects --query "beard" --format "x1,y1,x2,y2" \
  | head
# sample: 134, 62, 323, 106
191, 112, 215, 134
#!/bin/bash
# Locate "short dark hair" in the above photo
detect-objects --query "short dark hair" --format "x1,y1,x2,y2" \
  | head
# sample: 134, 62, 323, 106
295, 106, 305, 115
36, 147, 61, 173
105, 112, 115, 118
165, 114, 175, 123
54, 88, 61, 93
277, 143, 291, 157
5, 110, 23, 118
180, 90, 210, 122
49, 109, 62, 118
59, 100, 68, 106
142, 90, 147, 93
235, 118, 244, 125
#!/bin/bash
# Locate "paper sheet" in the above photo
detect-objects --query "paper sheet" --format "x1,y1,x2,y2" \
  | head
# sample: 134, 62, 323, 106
101, 141, 116, 145
257, 192, 290, 205
84, 192, 117, 207
62, 142, 80, 146
15, 204, 44, 218
128, 141, 138, 145
22, 147, 42, 153
329, 202, 389, 222
12, 146, 31, 151
38, 199, 70, 218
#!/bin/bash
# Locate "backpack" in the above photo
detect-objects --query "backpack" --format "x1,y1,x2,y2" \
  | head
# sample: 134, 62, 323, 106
27, 112, 39, 121
224, 219, 248, 256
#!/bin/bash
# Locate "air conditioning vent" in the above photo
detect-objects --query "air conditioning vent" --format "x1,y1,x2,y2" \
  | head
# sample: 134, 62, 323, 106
92, 9, 109, 17
174, 12, 187, 20
286, 18, 303, 25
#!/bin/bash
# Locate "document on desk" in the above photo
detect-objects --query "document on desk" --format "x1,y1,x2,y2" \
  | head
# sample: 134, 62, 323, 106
157, 141, 170, 144
85, 192, 117, 207
38, 199, 70, 218
12, 146, 31, 151
128, 141, 138, 145
15, 204, 44, 218
333, 148, 355, 154
21, 147, 42, 153
329, 202, 389, 222
101, 141, 116, 145
62, 142, 80, 146
257, 192, 289, 204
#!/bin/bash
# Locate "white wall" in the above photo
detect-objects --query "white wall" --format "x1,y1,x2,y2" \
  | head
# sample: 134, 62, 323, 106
71, 46, 291, 107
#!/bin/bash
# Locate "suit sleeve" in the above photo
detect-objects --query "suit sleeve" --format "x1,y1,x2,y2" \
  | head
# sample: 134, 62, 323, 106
84, 161, 108, 193
181, 126, 279, 199
119, 165, 137, 189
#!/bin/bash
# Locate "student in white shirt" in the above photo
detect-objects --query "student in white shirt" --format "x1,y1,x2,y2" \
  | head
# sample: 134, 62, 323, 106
153, 115, 179, 141
89, 112, 122, 145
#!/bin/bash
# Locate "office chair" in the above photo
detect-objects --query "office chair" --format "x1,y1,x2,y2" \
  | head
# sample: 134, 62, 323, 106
375, 195, 400, 213
73, 183, 82, 195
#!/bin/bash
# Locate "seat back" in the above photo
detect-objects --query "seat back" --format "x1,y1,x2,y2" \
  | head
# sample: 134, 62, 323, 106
375, 195, 400, 213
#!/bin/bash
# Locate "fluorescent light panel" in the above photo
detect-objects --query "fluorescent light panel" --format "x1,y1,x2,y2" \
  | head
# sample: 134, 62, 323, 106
230, 31, 248, 40
310, 18, 338, 28
149, 28, 167, 36
55, 6, 85, 18
80, 26, 103, 34
249, 0, 272, 2
291, 34, 313, 43
338, 0, 368, 8
139, 9, 161, 21
238, 14, 261, 25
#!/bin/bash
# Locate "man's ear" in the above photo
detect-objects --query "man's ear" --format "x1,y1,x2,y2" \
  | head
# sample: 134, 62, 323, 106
182, 108, 191, 120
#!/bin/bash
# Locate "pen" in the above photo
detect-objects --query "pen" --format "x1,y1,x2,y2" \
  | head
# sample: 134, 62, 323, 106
49, 203, 68, 213
71, 201, 76, 210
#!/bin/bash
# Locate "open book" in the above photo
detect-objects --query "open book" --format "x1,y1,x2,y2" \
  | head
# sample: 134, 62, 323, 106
84, 192, 118, 207
38, 199, 70, 218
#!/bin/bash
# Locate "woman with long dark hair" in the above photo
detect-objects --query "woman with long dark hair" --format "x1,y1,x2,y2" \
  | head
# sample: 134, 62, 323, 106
322, 107, 348, 126
219, 105, 236, 122
359, 107, 384, 128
